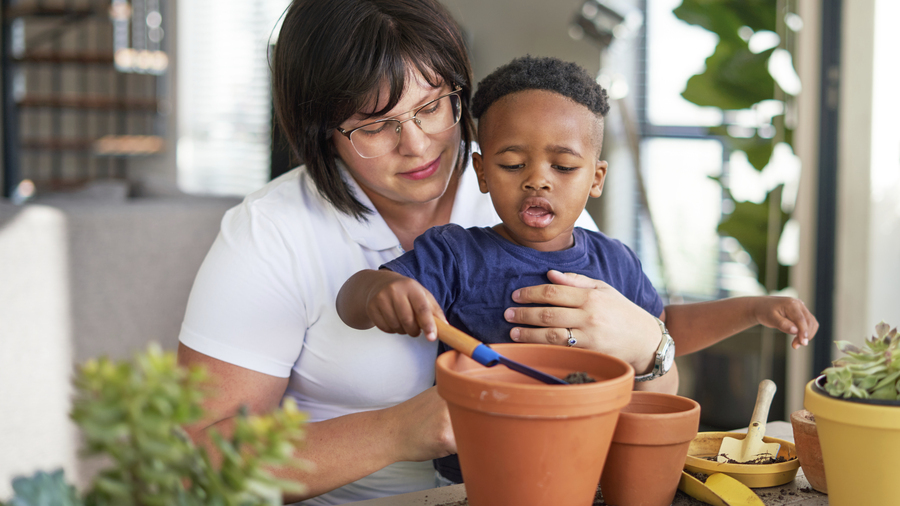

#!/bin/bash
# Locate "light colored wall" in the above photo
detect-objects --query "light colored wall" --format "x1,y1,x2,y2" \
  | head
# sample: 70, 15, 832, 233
833, 0, 900, 347
866, 0, 900, 334
441, 0, 603, 86
834, 0, 875, 349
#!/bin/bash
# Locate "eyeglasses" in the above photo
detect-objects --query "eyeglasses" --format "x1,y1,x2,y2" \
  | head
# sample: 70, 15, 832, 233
336, 88, 462, 159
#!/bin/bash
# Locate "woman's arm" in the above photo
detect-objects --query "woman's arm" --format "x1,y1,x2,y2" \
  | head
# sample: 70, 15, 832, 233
178, 344, 456, 503
633, 362, 679, 394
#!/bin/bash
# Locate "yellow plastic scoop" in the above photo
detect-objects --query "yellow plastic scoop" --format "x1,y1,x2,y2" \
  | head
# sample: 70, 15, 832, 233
679, 472, 765, 506
717, 379, 781, 463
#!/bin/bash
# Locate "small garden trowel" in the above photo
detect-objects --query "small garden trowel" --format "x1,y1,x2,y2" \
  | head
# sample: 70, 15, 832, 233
434, 319, 567, 385
717, 379, 781, 463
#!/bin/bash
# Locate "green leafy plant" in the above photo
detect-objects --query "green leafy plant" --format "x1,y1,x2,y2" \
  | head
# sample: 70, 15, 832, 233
2, 344, 309, 506
674, 0, 797, 291
823, 322, 900, 400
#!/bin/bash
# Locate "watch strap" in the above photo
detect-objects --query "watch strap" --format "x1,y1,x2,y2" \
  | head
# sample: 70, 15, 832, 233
634, 317, 672, 382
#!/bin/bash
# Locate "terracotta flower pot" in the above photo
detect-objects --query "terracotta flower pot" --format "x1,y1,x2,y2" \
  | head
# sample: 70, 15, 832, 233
805, 376, 900, 506
435, 343, 634, 506
789, 408, 827, 494
599, 391, 701, 506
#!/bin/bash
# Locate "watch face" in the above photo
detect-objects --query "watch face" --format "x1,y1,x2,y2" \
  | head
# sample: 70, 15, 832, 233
662, 341, 675, 370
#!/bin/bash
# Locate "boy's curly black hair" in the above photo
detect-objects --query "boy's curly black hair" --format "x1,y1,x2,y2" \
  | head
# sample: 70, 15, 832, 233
471, 55, 610, 120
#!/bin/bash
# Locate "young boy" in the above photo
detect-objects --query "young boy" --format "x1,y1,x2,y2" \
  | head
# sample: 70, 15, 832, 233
337, 54, 817, 485
338, 54, 816, 354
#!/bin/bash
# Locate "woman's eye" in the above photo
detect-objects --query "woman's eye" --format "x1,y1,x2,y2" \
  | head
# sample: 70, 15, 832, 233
357, 122, 390, 135
499, 164, 524, 170
418, 101, 441, 116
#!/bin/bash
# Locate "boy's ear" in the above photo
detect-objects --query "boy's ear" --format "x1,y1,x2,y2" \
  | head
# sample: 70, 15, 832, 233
590, 160, 608, 198
472, 152, 489, 194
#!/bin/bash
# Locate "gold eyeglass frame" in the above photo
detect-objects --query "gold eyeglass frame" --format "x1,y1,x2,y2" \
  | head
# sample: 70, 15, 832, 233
336, 87, 462, 158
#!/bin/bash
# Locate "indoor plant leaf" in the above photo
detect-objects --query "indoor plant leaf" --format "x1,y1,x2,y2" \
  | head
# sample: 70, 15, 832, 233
682, 43, 776, 110
673, 0, 776, 37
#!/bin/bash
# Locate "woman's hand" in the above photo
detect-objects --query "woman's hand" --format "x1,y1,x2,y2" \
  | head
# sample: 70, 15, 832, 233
503, 269, 660, 375
385, 386, 457, 462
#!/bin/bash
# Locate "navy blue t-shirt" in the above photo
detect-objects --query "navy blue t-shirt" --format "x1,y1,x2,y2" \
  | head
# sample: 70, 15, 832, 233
383, 224, 664, 485
383, 224, 663, 345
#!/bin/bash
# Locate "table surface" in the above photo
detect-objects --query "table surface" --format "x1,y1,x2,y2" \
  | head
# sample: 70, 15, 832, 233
345, 421, 828, 506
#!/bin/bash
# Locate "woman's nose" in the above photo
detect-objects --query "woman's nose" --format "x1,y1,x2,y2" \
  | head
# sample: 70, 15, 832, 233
396, 118, 430, 156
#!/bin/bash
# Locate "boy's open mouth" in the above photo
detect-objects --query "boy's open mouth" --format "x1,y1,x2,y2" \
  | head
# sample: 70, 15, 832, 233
519, 197, 554, 228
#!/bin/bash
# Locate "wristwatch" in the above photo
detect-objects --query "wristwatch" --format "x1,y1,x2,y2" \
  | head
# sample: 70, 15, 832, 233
634, 317, 675, 382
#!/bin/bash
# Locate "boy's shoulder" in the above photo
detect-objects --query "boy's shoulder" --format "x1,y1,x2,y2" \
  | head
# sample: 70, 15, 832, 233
575, 227, 639, 257
575, 226, 620, 246
422, 223, 493, 240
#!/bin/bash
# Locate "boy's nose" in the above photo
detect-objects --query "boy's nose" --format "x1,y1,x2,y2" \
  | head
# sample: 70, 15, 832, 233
523, 169, 552, 191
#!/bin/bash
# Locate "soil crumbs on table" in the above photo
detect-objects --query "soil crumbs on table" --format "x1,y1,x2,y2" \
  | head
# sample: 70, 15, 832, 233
564, 371, 597, 384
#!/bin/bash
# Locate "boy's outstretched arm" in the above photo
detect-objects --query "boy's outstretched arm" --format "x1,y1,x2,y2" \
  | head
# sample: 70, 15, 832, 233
663, 296, 819, 356
336, 268, 445, 341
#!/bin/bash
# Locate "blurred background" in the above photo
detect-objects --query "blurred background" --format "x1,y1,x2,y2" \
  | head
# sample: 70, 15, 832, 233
2, 0, 898, 496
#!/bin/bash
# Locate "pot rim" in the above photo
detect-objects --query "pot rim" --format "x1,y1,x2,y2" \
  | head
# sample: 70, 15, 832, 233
612, 392, 701, 445
436, 343, 634, 393
805, 377, 900, 429
435, 343, 634, 417
812, 374, 900, 406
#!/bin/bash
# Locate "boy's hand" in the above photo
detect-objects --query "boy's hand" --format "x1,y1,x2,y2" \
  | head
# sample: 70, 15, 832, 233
363, 270, 444, 341
753, 296, 819, 349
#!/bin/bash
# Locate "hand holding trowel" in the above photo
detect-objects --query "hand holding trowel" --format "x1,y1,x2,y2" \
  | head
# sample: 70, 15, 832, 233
717, 379, 781, 463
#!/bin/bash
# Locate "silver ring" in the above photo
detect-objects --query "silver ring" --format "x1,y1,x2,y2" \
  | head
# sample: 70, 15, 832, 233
566, 328, 577, 347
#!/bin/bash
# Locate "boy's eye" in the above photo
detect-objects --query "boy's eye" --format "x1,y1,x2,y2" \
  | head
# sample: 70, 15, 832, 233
553, 165, 578, 172
499, 163, 524, 170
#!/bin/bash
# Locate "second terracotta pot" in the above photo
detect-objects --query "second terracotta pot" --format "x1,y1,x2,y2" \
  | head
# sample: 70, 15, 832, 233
599, 391, 701, 506
435, 343, 634, 506
790, 408, 827, 493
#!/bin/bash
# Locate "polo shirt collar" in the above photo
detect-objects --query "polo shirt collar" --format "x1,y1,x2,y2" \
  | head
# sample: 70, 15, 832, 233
333, 160, 401, 252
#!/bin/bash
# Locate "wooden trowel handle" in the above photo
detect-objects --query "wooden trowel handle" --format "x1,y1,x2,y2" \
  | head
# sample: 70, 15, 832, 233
434, 319, 481, 357
750, 379, 777, 428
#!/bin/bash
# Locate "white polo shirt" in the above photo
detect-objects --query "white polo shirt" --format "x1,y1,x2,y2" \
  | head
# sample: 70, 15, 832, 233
179, 160, 597, 504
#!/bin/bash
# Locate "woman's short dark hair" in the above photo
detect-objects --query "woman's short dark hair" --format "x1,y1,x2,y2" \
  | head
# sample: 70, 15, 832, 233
272, 0, 474, 220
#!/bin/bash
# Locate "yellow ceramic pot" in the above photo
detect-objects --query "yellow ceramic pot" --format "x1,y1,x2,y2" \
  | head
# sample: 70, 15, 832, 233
804, 376, 900, 506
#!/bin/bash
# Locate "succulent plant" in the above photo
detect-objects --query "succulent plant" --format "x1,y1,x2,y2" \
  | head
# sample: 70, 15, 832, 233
2, 470, 81, 506
3, 343, 309, 506
823, 321, 900, 400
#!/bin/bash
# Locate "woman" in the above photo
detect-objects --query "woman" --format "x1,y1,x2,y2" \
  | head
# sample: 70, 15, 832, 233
176, 0, 701, 503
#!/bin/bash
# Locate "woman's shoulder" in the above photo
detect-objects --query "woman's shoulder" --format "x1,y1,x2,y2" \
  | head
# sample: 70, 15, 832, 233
221, 166, 334, 232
